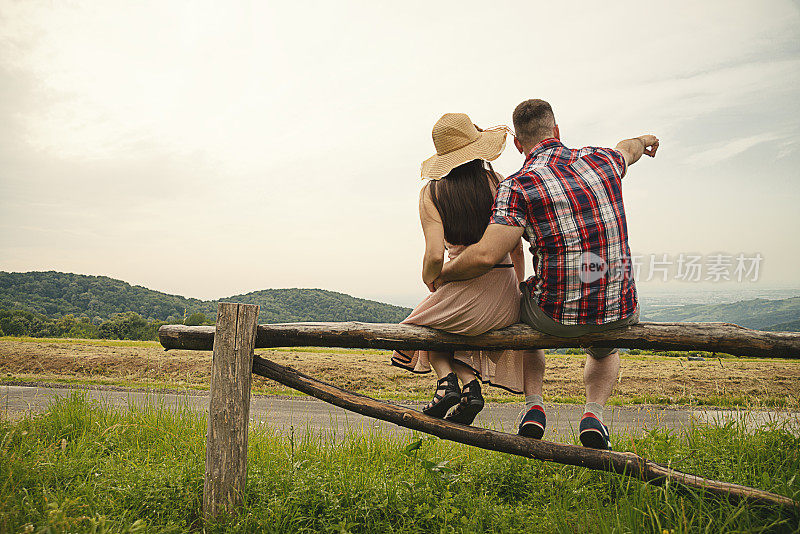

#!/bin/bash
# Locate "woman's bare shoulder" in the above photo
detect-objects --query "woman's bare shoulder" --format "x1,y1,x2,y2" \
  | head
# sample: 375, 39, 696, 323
419, 181, 431, 198
419, 181, 434, 206
419, 181, 441, 222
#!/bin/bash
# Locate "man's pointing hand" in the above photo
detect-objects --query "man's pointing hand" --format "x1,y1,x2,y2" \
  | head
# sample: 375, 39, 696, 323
638, 135, 659, 157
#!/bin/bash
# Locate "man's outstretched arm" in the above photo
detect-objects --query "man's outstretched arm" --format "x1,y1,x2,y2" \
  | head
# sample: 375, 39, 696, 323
615, 134, 659, 172
434, 223, 524, 288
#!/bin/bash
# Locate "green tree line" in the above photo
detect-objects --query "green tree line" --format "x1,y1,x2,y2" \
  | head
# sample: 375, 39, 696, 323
0, 308, 213, 341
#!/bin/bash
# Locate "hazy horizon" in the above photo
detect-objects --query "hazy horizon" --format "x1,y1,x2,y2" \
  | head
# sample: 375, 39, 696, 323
2, 1, 799, 308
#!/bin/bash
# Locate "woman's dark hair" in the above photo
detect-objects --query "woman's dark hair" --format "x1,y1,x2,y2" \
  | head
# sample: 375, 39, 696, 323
429, 159, 499, 246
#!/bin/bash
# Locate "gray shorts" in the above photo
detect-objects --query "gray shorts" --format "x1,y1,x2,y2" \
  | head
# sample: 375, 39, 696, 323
519, 284, 639, 359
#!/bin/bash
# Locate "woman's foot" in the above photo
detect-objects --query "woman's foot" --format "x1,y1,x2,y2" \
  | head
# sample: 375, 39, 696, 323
422, 372, 460, 418
444, 379, 484, 426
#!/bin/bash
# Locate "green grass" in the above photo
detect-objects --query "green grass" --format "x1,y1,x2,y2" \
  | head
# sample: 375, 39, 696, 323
1, 395, 798, 533
601, 394, 798, 409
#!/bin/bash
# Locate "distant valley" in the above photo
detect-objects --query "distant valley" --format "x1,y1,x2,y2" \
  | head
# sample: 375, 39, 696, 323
641, 296, 800, 331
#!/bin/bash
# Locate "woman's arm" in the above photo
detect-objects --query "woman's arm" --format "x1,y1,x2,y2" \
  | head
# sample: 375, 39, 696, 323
419, 183, 446, 291
510, 238, 525, 283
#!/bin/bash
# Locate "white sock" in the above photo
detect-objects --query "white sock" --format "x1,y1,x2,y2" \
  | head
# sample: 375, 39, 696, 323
585, 401, 605, 423
525, 394, 543, 410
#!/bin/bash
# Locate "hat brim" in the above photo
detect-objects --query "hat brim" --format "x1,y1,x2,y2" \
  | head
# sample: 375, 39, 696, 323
420, 129, 507, 180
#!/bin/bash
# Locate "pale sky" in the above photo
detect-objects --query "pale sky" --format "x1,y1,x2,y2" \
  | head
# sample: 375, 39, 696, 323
1, 0, 799, 307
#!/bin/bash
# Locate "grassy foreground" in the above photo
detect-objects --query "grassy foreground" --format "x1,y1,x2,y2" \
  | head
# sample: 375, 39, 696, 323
1, 395, 798, 533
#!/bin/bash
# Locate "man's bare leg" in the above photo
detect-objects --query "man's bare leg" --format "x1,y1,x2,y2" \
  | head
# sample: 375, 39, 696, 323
522, 349, 545, 397
583, 350, 620, 406
579, 349, 619, 448
518, 349, 546, 438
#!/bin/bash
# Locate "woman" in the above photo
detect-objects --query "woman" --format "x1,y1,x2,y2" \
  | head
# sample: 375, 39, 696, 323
391, 113, 528, 425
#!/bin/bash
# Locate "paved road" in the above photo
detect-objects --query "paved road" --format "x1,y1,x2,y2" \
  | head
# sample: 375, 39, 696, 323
2, 385, 798, 440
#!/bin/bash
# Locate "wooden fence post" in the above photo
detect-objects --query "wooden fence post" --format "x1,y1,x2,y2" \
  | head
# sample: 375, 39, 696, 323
203, 302, 260, 521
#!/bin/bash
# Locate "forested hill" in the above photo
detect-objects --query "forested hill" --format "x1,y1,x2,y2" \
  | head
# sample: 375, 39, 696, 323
222, 288, 410, 323
642, 296, 800, 331
0, 271, 411, 324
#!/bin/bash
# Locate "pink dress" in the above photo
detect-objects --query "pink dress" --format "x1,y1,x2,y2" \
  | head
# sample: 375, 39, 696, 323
391, 245, 526, 393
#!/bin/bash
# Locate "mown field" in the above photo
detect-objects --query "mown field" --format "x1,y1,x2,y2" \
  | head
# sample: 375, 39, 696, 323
1, 337, 799, 407
0, 394, 798, 533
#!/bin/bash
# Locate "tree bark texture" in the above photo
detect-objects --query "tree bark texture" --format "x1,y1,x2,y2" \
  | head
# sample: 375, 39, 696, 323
203, 303, 260, 521
159, 321, 800, 359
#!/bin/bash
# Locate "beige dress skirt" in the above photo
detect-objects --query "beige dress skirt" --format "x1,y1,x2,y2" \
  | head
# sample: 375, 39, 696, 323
391, 253, 526, 393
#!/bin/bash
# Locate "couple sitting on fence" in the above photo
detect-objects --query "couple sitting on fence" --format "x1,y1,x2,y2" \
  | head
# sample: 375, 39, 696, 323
391, 100, 659, 449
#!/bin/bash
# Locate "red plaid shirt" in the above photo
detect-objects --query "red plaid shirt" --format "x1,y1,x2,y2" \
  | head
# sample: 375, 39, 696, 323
490, 138, 638, 325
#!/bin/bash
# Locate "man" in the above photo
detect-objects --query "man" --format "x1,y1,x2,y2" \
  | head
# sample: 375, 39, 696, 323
434, 99, 658, 449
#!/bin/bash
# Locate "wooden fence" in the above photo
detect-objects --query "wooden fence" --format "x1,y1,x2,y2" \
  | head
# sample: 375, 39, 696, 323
158, 303, 800, 520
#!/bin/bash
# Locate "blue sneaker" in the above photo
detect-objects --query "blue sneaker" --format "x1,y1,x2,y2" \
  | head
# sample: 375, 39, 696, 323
518, 405, 546, 439
579, 414, 612, 450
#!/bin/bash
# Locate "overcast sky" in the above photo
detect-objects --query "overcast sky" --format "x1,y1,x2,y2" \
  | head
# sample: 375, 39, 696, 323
1, 0, 799, 307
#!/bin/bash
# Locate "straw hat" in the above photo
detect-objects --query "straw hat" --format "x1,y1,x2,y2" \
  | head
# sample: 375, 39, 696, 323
421, 113, 508, 180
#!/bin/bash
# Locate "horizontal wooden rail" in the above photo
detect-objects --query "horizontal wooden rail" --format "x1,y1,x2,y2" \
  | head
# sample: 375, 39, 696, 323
251, 354, 797, 508
159, 321, 800, 358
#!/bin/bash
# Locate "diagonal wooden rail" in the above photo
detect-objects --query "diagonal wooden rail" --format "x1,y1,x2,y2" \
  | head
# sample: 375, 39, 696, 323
159, 321, 800, 358
251, 354, 797, 509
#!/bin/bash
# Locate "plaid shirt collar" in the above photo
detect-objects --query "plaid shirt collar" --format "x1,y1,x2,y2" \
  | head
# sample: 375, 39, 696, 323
525, 137, 563, 161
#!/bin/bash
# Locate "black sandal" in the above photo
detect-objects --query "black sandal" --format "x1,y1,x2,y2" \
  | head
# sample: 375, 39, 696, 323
422, 372, 460, 418
444, 379, 484, 426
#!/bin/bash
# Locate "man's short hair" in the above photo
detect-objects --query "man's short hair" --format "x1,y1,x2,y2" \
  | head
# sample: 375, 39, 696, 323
512, 99, 556, 144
